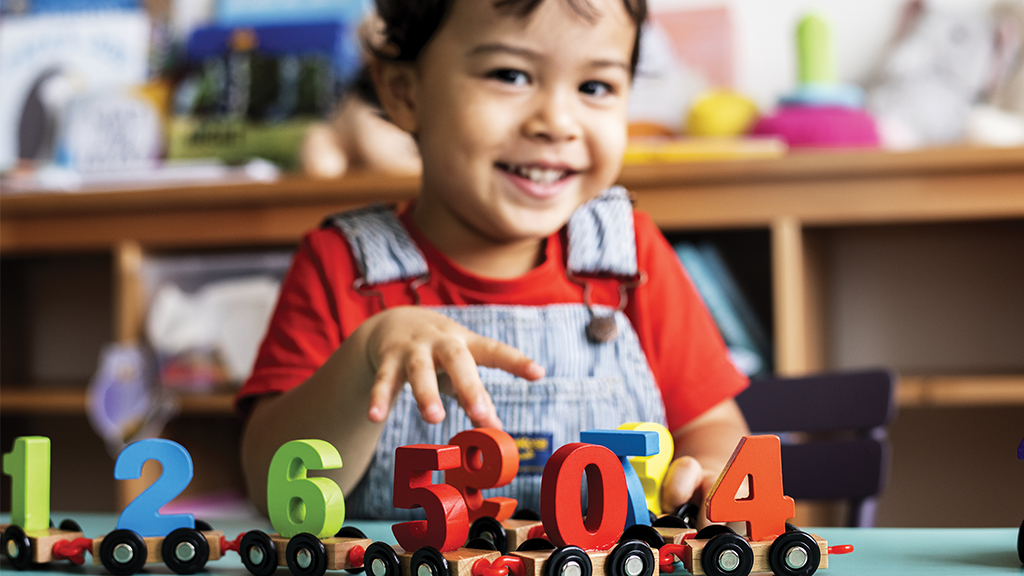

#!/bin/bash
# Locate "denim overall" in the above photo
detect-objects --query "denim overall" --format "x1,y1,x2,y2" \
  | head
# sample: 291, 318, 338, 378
328, 188, 668, 519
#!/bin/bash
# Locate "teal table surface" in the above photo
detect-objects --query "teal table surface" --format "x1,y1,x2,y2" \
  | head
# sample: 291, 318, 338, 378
3, 513, 1022, 576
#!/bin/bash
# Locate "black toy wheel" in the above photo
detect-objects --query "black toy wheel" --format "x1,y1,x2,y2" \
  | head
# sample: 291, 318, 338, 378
673, 504, 700, 529
465, 538, 498, 551
411, 546, 450, 576
194, 519, 214, 532
240, 530, 279, 576
286, 533, 328, 576
544, 546, 592, 576
512, 508, 542, 521
700, 533, 753, 576
59, 518, 83, 533
1017, 518, 1023, 565
2, 524, 33, 570
608, 540, 655, 576
651, 515, 688, 529
336, 526, 368, 573
619, 525, 665, 549
99, 529, 149, 576
695, 524, 735, 541
469, 516, 508, 554
363, 542, 401, 576
517, 538, 555, 551
336, 526, 367, 539
768, 530, 820, 576
163, 527, 211, 574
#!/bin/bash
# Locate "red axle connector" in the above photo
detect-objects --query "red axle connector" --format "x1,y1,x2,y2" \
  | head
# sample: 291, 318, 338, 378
348, 544, 366, 568
473, 555, 526, 576
220, 533, 245, 554
659, 543, 688, 573
828, 544, 854, 555
51, 538, 94, 565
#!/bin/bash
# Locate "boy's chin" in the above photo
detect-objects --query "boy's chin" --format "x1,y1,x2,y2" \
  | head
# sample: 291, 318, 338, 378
501, 211, 575, 240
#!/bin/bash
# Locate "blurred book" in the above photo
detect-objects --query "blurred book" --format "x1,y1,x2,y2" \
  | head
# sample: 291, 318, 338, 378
623, 137, 786, 165
698, 242, 772, 365
675, 241, 772, 376
1, 158, 279, 193
1, 0, 139, 15
0, 10, 150, 172
168, 22, 354, 170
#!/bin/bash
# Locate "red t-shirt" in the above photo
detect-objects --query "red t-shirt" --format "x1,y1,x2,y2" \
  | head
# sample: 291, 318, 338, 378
238, 205, 747, 432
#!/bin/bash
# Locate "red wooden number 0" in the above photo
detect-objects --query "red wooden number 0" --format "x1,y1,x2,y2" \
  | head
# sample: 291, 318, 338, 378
445, 428, 520, 522
540, 443, 627, 550
706, 435, 795, 542
392, 444, 469, 552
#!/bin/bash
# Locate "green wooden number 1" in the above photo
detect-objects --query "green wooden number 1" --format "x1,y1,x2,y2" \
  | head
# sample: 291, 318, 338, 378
267, 439, 345, 539
2, 436, 51, 531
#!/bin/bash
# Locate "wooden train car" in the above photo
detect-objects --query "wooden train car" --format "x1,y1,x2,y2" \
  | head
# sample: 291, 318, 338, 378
3, 428, 852, 576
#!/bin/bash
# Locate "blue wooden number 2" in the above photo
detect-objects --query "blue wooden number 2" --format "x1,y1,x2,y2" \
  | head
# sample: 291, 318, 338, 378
115, 438, 195, 537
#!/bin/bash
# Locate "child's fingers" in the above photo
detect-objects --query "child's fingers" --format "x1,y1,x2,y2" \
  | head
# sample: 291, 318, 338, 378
368, 355, 404, 422
434, 339, 502, 429
661, 456, 705, 514
404, 347, 447, 424
467, 336, 545, 381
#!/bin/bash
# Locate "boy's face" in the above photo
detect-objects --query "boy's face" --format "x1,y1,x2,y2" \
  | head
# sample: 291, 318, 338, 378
387, 0, 635, 246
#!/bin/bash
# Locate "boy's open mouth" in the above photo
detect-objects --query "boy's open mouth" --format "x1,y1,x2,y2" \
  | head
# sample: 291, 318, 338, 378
497, 162, 576, 185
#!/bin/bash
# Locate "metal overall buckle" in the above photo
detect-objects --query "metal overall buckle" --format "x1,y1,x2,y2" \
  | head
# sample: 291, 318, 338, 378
566, 269, 648, 344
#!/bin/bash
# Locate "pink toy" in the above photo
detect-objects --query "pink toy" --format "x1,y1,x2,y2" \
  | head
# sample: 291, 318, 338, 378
752, 106, 879, 148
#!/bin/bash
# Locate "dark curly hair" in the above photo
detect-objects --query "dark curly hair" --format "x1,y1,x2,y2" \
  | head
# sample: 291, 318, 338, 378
373, 0, 647, 75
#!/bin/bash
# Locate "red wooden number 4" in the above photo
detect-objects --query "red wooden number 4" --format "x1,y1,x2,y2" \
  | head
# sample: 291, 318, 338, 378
705, 435, 795, 542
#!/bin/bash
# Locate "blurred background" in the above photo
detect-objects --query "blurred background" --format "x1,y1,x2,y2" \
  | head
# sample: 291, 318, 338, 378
1, 0, 1022, 528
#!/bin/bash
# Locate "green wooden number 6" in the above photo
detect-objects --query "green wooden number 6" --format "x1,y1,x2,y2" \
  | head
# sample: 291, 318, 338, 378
268, 439, 345, 539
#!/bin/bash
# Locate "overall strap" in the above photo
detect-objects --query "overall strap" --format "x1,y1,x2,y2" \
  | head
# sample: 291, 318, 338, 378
566, 186, 638, 278
322, 204, 428, 286
324, 188, 636, 284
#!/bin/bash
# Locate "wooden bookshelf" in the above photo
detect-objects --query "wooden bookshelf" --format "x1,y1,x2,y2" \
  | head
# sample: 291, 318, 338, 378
2, 145, 1022, 516
0, 387, 237, 416
4, 374, 1022, 417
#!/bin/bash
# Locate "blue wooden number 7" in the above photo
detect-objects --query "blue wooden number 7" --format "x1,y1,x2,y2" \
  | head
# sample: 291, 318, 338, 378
115, 438, 195, 537
580, 429, 659, 529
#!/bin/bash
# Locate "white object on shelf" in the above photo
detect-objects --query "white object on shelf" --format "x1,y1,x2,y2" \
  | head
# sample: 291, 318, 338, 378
141, 251, 292, 386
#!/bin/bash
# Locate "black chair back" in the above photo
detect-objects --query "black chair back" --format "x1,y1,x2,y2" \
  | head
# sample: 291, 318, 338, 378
735, 369, 897, 527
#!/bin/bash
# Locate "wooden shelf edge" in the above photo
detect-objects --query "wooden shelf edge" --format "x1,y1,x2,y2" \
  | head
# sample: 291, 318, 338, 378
0, 388, 87, 415
897, 375, 1024, 408
0, 387, 238, 416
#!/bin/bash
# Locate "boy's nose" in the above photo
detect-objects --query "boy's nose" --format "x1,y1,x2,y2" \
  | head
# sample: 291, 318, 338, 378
523, 89, 581, 143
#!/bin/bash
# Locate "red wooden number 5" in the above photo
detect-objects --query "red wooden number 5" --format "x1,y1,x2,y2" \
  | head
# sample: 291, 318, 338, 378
706, 435, 795, 542
392, 444, 469, 552
445, 428, 519, 522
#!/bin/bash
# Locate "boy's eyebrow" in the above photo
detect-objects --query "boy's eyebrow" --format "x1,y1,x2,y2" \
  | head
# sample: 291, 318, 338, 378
468, 42, 630, 71
469, 42, 541, 60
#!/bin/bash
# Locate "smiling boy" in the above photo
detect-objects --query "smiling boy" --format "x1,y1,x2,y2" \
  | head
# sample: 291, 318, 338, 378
239, 0, 749, 521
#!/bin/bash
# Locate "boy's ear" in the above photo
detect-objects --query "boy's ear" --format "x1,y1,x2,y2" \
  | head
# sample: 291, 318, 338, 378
369, 57, 420, 135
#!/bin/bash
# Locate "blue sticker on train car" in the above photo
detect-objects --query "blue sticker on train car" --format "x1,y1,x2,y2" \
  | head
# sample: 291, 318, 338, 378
513, 432, 553, 475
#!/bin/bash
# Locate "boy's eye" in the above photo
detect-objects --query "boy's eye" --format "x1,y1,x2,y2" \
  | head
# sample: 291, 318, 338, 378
489, 69, 530, 86
580, 80, 613, 97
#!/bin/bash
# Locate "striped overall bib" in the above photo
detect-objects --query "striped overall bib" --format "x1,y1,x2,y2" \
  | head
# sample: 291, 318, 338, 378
329, 188, 668, 519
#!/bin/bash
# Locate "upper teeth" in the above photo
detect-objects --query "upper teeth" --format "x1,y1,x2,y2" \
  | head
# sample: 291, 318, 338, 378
510, 165, 566, 184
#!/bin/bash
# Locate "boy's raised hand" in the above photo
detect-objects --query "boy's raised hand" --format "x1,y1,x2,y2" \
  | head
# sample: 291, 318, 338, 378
362, 306, 545, 428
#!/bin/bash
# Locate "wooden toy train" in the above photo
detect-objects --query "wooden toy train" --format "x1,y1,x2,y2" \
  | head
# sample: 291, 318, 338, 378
1, 425, 852, 576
